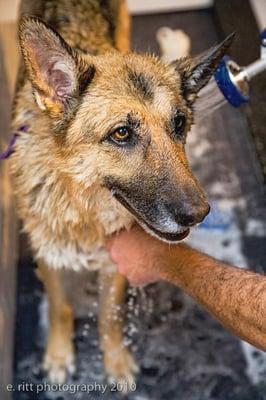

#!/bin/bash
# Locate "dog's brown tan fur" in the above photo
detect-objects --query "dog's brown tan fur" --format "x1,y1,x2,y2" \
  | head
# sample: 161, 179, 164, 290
11, 0, 233, 388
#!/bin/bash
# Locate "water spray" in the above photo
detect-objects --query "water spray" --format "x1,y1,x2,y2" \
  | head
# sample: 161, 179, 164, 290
194, 29, 266, 117
157, 28, 266, 115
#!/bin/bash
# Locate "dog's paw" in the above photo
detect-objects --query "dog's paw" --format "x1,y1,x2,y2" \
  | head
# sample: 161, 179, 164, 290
43, 343, 76, 384
104, 345, 139, 392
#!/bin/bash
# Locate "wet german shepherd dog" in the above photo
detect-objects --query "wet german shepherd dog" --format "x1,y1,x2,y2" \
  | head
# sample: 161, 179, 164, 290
11, 0, 233, 389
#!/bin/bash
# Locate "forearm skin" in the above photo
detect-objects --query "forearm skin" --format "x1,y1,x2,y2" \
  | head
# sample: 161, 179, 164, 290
160, 244, 266, 351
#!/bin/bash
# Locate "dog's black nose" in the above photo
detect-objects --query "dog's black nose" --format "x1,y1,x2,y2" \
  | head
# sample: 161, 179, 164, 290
176, 203, 210, 227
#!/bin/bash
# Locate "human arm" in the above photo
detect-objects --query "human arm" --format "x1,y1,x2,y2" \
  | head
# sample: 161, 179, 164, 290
106, 225, 266, 351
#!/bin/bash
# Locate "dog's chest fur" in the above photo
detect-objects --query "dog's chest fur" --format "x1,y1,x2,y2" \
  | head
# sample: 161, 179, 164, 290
11, 0, 133, 270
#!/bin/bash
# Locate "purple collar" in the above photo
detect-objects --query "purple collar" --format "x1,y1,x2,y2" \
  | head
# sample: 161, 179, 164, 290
0, 125, 29, 160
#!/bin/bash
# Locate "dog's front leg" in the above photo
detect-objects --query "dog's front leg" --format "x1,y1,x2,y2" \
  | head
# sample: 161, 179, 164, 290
36, 260, 75, 384
98, 268, 139, 390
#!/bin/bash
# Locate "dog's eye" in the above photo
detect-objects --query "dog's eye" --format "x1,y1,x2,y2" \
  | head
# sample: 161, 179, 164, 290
173, 115, 186, 138
109, 127, 132, 145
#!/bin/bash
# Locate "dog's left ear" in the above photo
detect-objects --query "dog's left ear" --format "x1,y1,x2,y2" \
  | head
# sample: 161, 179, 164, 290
172, 33, 235, 102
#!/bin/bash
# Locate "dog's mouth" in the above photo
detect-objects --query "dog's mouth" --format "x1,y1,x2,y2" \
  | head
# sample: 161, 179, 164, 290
113, 192, 190, 242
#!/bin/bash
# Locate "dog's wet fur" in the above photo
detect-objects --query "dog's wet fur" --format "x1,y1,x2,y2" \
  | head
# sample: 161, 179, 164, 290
11, 0, 233, 388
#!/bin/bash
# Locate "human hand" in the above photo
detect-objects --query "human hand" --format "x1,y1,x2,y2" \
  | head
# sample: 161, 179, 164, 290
108, 226, 266, 351
106, 225, 167, 285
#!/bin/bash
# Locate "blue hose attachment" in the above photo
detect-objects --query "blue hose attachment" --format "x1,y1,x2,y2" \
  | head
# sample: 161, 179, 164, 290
214, 56, 249, 107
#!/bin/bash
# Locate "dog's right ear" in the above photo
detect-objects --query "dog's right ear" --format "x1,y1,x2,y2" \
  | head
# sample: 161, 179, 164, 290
19, 16, 94, 119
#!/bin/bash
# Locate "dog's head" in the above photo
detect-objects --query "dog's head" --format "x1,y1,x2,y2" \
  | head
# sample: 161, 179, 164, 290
19, 17, 233, 242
